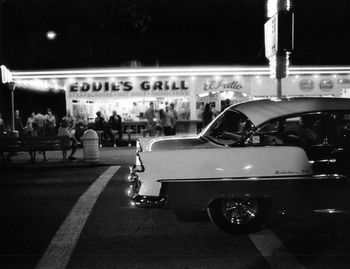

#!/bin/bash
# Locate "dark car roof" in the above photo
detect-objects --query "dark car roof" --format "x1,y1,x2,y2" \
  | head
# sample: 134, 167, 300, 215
231, 97, 350, 126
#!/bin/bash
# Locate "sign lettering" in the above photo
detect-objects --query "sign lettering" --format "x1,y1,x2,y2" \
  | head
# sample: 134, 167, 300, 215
68, 79, 189, 98
203, 80, 243, 91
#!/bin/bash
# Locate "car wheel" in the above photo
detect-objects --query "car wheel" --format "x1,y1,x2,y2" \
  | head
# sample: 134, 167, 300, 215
207, 197, 267, 234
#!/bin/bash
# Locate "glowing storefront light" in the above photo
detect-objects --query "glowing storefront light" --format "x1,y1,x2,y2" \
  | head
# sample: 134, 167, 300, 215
12, 66, 350, 81
10, 65, 350, 130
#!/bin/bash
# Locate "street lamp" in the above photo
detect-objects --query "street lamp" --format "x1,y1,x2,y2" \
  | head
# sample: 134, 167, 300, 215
46, 30, 57, 41
45, 30, 93, 66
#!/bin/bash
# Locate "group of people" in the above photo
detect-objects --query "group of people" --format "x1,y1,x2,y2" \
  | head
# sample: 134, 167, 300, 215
0, 109, 88, 161
144, 102, 178, 136
1, 108, 59, 137
94, 110, 123, 146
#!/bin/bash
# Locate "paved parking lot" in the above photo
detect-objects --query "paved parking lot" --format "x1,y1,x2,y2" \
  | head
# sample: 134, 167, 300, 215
1, 165, 350, 269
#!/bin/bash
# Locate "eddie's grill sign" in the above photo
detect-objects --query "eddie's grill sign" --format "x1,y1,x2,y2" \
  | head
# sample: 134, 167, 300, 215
69, 80, 189, 93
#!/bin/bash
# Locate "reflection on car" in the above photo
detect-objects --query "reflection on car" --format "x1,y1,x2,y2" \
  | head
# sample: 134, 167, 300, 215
128, 97, 350, 234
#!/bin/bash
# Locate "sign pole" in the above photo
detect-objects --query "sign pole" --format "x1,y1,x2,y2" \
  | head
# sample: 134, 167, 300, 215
265, 0, 294, 98
277, 77, 282, 98
10, 83, 16, 133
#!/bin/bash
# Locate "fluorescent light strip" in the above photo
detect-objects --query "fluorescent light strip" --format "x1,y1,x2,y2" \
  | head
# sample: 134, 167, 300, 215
12, 66, 350, 74
12, 67, 268, 76
13, 72, 271, 80
12, 66, 350, 80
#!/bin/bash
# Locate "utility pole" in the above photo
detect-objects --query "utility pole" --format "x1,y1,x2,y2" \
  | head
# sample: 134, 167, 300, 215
264, 0, 294, 98
10, 82, 16, 133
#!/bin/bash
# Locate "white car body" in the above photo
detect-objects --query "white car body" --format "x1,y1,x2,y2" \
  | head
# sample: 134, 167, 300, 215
128, 97, 350, 234
137, 146, 312, 197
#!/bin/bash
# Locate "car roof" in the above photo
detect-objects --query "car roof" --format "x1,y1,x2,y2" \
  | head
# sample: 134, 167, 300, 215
231, 97, 350, 126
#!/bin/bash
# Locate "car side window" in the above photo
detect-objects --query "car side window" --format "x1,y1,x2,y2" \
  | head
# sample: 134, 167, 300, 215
248, 112, 326, 147
328, 112, 350, 146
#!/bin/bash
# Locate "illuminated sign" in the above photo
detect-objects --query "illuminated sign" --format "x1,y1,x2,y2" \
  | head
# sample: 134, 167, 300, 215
264, 14, 278, 58
0, 65, 13, 84
264, 11, 294, 59
338, 78, 350, 84
68, 79, 189, 98
319, 79, 334, 91
203, 80, 243, 91
299, 79, 314, 91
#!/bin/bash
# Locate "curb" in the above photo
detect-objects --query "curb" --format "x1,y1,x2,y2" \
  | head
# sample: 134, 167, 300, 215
0, 147, 136, 171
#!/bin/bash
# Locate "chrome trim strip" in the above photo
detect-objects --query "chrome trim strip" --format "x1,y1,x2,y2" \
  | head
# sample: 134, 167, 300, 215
157, 174, 346, 183
309, 159, 336, 164
149, 135, 201, 151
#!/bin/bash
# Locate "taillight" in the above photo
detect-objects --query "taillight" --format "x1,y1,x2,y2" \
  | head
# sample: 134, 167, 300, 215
135, 153, 145, 172
136, 139, 142, 153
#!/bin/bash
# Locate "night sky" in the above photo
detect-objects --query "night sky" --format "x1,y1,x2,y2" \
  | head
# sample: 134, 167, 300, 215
1, 0, 350, 71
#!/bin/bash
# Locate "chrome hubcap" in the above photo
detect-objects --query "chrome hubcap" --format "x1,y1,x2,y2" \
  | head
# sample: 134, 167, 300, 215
221, 198, 258, 225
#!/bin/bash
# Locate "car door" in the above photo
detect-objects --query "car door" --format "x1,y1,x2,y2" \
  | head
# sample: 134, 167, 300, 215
251, 112, 332, 175
292, 112, 333, 175
327, 111, 350, 176
248, 111, 350, 213
307, 111, 350, 212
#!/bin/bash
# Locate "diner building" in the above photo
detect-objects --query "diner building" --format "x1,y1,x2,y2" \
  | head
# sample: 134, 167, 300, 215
12, 66, 350, 135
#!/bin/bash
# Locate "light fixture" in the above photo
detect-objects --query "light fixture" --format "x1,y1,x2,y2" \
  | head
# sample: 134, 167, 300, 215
198, 92, 209, 97
46, 31, 57, 40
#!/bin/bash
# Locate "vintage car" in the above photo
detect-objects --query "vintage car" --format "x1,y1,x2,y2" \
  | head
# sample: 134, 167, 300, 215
128, 97, 350, 234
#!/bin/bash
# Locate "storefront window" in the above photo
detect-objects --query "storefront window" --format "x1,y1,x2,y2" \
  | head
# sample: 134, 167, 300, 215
69, 97, 191, 122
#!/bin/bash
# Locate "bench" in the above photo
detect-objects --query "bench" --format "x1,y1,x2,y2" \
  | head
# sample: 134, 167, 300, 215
0, 136, 71, 162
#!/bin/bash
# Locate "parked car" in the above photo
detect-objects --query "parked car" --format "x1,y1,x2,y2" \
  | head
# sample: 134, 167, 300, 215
128, 97, 350, 234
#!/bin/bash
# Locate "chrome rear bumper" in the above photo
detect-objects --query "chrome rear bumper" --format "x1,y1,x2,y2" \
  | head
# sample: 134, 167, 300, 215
131, 195, 167, 208
128, 165, 166, 208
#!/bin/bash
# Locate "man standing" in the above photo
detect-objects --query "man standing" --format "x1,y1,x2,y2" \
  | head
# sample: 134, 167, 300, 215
196, 103, 204, 133
169, 103, 178, 135
33, 109, 46, 136
95, 111, 105, 147
221, 99, 231, 112
144, 102, 156, 136
108, 110, 123, 146
14, 109, 24, 136
45, 108, 56, 136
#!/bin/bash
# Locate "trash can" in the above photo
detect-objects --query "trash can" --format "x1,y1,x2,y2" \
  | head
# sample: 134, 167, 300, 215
12, 130, 19, 137
81, 129, 99, 162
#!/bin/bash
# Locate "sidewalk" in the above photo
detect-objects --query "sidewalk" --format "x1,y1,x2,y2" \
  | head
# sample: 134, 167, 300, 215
0, 146, 136, 170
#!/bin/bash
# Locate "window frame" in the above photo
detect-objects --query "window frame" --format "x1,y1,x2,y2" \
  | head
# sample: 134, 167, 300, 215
244, 111, 333, 148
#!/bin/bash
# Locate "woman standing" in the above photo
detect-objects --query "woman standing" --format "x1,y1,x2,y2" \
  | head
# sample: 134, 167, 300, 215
202, 103, 213, 128
26, 112, 35, 136
162, 107, 174, 136
155, 109, 164, 136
